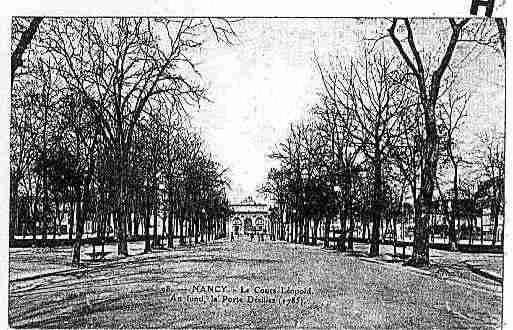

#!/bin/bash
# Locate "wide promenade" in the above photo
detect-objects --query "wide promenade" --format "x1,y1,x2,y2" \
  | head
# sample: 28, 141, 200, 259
9, 238, 502, 328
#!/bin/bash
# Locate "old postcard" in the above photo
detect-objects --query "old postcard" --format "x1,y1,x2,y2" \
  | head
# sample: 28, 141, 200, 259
4, 1, 510, 328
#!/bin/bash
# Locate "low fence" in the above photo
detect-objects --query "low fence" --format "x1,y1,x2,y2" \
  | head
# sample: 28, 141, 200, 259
279, 228, 503, 254
9, 234, 220, 248
322, 235, 503, 253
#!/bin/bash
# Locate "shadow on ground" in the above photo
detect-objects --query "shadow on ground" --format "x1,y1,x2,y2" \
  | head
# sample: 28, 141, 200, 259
9, 239, 503, 329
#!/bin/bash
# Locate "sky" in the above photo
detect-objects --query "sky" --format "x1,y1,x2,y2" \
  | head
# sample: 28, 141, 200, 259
188, 18, 505, 203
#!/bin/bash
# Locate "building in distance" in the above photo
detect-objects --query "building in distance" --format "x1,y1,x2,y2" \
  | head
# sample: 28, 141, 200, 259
228, 196, 270, 238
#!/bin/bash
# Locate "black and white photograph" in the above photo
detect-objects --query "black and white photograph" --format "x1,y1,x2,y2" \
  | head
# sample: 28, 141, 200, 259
6, 5, 508, 329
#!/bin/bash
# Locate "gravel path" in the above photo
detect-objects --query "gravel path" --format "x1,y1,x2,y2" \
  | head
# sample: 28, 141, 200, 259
9, 238, 502, 328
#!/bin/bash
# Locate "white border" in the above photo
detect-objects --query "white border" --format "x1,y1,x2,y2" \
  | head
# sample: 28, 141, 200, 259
0, 0, 510, 328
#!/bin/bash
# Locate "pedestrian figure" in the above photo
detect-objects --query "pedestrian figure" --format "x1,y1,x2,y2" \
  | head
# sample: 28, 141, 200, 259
251, 232, 254, 241
230, 232, 234, 242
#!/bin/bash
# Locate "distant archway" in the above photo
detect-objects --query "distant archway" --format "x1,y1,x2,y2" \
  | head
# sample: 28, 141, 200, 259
255, 217, 264, 231
232, 217, 242, 235
244, 218, 253, 232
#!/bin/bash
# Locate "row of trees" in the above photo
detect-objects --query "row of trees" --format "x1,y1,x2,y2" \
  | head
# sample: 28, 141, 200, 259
262, 18, 505, 266
10, 17, 237, 265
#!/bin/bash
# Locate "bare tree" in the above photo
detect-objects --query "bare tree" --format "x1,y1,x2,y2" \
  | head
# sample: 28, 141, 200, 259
11, 17, 43, 83
437, 85, 471, 251
475, 130, 504, 245
388, 18, 470, 266
312, 91, 365, 250
316, 50, 413, 257
42, 18, 237, 256
389, 101, 423, 248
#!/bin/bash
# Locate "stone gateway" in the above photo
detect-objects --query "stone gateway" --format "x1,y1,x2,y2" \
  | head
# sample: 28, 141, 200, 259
228, 196, 270, 238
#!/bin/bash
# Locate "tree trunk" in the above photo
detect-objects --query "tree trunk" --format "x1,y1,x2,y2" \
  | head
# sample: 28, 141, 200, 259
280, 207, 285, 241
347, 219, 355, 251
117, 209, 128, 255
448, 163, 458, 251
200, 214, 205, 243
168, 206, 174, 248
410, 196, 431, 267
152, 187, 159, 248
144, 198, 151, 253
369, 153, 382, 257
312, 219, 319, 246
194, 213, 199, 245
293, 213, 298, 244
188, 215, 194, 247
68, 194, 74, 240
116, 152, 128, 256
134, 207, 140, 237
71, 186, 85, 266
347, 177, 354, 251
33, 180, 40, 242
338, 207, 346, 252
54, 199, 59, 240
324, 217, 331, 248
10, 177, 20, 242
11, 17, 43, 82
298, 216, 303, 244
179, 209, 185, 246
408, 97, 438, 266
304, 217, 310, 245
492, 199, 499, 246
393, 214, 397, 256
